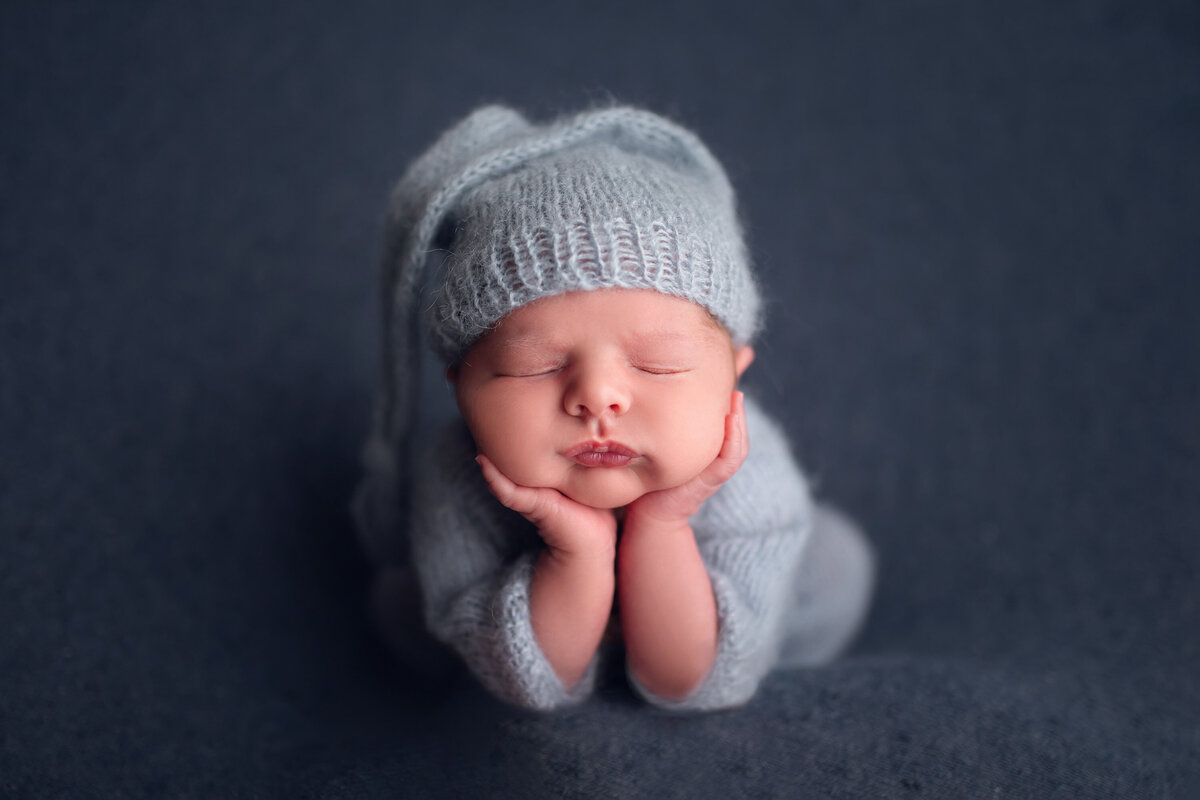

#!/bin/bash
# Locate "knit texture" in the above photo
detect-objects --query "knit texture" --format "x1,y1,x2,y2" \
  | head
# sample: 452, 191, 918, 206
407, 396, 873, 712
431, 137, 759, 362
355, 105, 760, 565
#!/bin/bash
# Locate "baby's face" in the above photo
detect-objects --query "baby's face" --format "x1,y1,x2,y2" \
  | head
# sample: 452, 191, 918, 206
451, 289, 754, 509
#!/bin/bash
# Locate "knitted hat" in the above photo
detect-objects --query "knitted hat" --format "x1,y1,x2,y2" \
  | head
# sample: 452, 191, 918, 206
355, 104, 761, 563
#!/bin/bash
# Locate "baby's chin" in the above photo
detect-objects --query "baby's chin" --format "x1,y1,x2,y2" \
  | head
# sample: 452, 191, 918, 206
557, 465, 702, 510
557, 471, 657, 510
558, 483, 645, 510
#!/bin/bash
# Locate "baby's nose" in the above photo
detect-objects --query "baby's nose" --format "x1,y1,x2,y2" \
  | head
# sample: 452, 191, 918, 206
563, 367, 630, 419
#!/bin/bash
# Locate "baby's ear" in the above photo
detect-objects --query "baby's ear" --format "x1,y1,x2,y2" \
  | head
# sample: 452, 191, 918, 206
734, 346, 755, 380
445, 364, 460, 386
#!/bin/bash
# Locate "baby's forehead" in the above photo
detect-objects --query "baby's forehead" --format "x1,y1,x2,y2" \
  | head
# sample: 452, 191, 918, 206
482, 289, 729, 349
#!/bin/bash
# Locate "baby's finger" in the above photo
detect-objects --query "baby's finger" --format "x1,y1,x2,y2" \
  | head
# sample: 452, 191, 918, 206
477, 455, 531, 509
733, 391, 749, 460
476, 455, 555, 522
716, 391, 749, 467
476, 454, 512, 498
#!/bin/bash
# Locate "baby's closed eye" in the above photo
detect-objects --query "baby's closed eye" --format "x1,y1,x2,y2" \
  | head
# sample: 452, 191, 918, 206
630, 361, 693, 375
626, 343, 701, 376
496, 361, 565, 378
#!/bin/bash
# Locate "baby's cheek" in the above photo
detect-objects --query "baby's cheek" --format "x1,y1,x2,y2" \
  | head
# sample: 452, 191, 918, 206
665, 410, 726, 482
479, 426, 545, 480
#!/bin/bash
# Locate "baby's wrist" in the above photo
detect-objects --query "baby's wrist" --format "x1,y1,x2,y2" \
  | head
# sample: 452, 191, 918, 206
621, 505, 693, 539
541, 539, 617, 574
540, 526, 618, 563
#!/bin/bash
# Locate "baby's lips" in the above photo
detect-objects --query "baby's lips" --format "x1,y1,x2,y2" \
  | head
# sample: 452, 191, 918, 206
563, 440, 637, 458
563, 440, 640, 467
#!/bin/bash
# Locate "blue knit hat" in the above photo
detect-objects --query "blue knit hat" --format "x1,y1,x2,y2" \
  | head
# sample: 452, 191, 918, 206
355, 104, 762, 562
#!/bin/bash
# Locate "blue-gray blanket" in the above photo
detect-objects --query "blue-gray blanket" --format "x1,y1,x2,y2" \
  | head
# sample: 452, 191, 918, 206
2, 2, 1196, 796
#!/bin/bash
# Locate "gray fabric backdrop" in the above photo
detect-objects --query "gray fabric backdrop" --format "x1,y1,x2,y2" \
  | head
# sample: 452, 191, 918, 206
3, 1, 1197, 796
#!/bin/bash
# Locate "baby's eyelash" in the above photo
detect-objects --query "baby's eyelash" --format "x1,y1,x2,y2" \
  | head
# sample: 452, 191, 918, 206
500, 365, 563, 378
634, 364, 689, 375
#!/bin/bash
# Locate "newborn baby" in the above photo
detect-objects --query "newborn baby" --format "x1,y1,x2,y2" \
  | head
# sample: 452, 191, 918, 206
356, 105, 875, 711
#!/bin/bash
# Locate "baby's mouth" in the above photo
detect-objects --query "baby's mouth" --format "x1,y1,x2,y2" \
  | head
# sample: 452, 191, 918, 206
563, 441, 639, 468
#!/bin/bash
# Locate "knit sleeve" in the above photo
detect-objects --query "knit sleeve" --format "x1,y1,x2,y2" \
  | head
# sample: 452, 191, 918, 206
628, 396, 813, 712
409, 423, 597, 711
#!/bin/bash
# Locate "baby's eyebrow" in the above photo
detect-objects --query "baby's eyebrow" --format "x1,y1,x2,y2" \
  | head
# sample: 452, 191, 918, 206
625, 328, 722, 350
632, 329, 697, 342
492, 335, 564, 355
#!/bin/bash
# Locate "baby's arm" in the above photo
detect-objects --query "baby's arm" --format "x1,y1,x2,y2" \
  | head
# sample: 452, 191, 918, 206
410, 425, 603, 710
619, 391, 748, 699
635, 395, 812, 712
475, 456, 617, 689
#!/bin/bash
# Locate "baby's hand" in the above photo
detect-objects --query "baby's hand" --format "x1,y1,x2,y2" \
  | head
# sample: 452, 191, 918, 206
475, 455, 618, 559
625, 390, 749, 527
